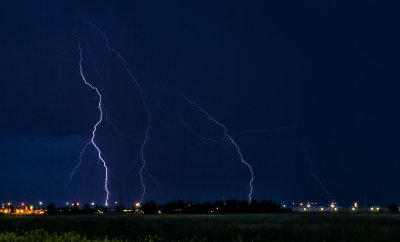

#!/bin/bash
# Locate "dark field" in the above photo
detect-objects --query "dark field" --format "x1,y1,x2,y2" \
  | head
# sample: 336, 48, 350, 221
1, 213, 400, 241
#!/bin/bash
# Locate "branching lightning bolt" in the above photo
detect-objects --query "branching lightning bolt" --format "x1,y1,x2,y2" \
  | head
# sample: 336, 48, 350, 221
66, 141, 90, 189
232, 126, 333, 202
179, 114, 222, 143
87, 40, 123, 137
85, 21, 152, 203
299, 144, 332, 201
72, 29, 110, 206
232, 126, 295, 138
184, 96, 254, 202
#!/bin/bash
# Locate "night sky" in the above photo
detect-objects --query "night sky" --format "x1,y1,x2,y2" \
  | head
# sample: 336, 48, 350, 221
1, 0, 400, 206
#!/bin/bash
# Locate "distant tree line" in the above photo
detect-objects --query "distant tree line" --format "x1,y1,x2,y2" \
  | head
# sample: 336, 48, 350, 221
46, 199, 281, 214
143, 199, 281, 214
388, 203, 399, 212
45, 201, 400, 215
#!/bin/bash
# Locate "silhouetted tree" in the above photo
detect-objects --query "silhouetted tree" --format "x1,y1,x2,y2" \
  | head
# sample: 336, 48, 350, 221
142, 201, 157, 214
388, 203, 399, 212
83, 203, 92, 213
47, 203, 56, 214
113, 204, 125, 212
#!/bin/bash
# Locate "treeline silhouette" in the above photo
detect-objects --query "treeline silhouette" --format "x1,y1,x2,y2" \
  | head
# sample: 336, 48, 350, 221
144, 199, 281, 214
46, 199, 282, 214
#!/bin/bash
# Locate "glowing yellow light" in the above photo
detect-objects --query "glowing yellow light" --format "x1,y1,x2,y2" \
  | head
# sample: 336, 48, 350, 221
320, 207, 324, 211
29, 205, 34, 210
352, 207, 355, 211
135, 203, 141, 207
334, 207, 338, 211
303, 208, 307, 211
354, 202, 358, 208
377, 207, 380, 211
370, 207, 374, 211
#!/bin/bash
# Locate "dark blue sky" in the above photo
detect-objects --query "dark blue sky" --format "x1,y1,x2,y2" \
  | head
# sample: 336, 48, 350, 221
1, 0, 400, 206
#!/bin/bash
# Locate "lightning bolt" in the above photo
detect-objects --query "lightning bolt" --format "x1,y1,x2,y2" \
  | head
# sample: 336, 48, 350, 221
232, 126, 295, 138
299, 144, 332, 201
66, 141, 90, 189
72, 28, 110, 206
86, 40, 123, 138
179, 114, 222, 143
233, 126, 333, 202
183, 96, 254, 202
84, 21, 152, 204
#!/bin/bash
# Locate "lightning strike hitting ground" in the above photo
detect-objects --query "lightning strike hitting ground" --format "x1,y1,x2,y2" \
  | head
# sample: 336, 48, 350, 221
85, 21, 152, 203
184, 96, 254, 202
299, 144, 332, 201
72, 29, 110, 206
233, 127, 333, 202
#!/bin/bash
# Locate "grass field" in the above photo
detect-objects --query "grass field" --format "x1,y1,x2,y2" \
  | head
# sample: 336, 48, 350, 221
1, 213, 400, 241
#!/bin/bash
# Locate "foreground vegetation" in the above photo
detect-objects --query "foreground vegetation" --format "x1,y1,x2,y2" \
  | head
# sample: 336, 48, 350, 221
1, 213, 400, 241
